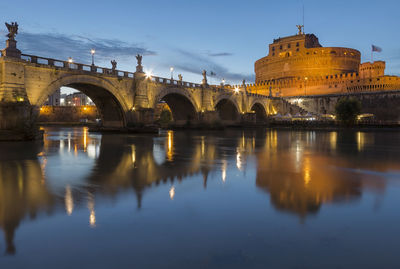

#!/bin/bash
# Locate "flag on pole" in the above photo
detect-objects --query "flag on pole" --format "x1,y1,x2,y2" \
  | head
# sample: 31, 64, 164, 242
372, 45, 382, 52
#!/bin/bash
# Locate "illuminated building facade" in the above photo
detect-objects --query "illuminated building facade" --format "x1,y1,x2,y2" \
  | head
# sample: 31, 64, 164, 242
251, 27, 400, 97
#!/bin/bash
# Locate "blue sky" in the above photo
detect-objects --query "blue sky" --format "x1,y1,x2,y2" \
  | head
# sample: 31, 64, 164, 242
1, 0, 399, 87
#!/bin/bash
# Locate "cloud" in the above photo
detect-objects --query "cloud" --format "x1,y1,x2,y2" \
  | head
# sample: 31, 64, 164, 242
206, 52, 233, 57
173, 49, 253, 82
0, 30, 156, 64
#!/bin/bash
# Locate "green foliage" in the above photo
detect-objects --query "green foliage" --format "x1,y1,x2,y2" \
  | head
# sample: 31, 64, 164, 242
159, 109, 172, 125
335, 98, 361, 125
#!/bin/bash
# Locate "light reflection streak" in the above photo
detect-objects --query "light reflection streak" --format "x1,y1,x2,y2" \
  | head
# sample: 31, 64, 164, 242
88, 192, 96, 228
65, 185, 74, 216
167, 131, 174, 161
222, 160, 227, 183
169, 186, 175, 200
131, 145, 136, 166
357, 132, 365, 152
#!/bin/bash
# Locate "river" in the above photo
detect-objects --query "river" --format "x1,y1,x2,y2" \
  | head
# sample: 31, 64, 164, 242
0, 127, 400, 268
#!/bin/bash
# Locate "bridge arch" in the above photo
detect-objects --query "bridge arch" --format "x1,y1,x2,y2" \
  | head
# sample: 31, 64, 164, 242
214, 97, 241, 123
155, 88, 199, 124
250, 101, 267, 123
37, 75, 129, 128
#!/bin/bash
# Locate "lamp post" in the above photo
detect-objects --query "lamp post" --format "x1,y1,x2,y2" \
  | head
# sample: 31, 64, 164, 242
91, 49, 96, 66
170, 67, 174, 80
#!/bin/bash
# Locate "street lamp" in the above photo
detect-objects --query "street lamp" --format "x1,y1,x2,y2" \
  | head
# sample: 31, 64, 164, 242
222, 78, 225, 85
91, 49, 96, 65
170, 67, 174, 80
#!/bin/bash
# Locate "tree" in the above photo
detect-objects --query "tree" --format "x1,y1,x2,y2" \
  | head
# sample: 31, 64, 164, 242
335, 98, 361, 125
159, 109, 172, 125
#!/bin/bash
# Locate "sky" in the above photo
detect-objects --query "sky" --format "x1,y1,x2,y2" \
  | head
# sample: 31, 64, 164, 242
1, 0, 400, 89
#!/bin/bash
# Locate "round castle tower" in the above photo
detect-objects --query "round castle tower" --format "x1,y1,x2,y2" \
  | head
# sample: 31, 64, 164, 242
254, 27, 361, 83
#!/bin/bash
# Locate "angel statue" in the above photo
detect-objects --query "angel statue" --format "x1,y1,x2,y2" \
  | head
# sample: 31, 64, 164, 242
5, 22, 18, 40
111, 60, 117, 70
136, 54, 142, 66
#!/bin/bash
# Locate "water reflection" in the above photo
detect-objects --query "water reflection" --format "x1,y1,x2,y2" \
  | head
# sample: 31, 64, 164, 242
0, 127, 399, 257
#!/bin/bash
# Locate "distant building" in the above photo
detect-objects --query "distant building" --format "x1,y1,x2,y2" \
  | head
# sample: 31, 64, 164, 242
44, 89, 61, 106
63, 92, 94, 106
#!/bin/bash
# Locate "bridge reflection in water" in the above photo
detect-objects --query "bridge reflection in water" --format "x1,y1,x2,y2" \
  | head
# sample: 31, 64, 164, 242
0, 127, 399, 256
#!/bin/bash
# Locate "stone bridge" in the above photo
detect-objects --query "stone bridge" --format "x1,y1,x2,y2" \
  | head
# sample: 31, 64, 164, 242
0, 29, 300, 139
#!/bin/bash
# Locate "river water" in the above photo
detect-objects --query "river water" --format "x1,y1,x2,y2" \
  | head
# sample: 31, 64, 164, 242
0, 127, 400, 269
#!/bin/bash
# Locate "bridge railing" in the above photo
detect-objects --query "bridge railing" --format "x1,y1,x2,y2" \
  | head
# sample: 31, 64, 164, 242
21, 54, 136, 78
148, 75, 202, 88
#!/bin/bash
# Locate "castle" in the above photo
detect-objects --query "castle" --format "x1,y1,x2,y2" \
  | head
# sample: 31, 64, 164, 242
248, 26, 400, 97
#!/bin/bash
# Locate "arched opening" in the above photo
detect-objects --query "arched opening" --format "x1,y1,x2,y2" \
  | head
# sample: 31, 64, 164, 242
215, 99, 239, 123
158, 93, 197, 125
251, 103, 267, 123
39, 83, 126, 128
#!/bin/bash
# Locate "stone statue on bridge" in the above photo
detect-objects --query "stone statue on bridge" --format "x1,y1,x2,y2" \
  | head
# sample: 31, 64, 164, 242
202, 70, 207, 85
2, 22, 21, 58
135, 54, 143, 73
5, 22, 18, 40
178, 74, 183, 81
111, 60, 117, 70
136, 54, 142, 66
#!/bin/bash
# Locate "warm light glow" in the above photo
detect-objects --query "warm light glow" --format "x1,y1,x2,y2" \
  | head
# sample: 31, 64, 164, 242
131, 145, 136, 165
170, 67, 174, 72
16, 97, 24, 102
83, 127, 88, 151
90, 49, 96, 55
68, 57, 73, 63
201, 136, 205, 156
145, 70, 152, 79
330, 132, 337, 150
303, 157, 311, 185
65, 185, 74, 216
83, 106, 88, 111
132, 106, 136, 111
234, 87, 240, 94
169, 186, 175, 200
167, 131, 174, 161
357, 132, 365, 152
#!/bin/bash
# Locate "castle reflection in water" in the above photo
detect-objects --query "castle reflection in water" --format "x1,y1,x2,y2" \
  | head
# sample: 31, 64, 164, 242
0, 127, 399, 254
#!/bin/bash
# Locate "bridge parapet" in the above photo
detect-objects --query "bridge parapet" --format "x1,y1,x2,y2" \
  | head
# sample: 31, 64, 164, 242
21, 54, 136, 79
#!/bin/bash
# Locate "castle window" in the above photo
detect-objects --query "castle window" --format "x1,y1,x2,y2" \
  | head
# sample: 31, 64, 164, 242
279, 45, 282, 50
296, 42, 299, 47
287, 43, 291, 48
272, 53, 275, 56
330, 51, 337, 54
296, 48, 299, 52
272, 47, 275, 51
